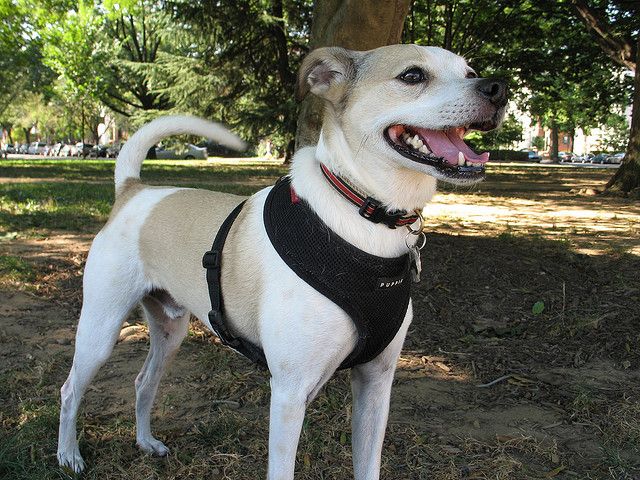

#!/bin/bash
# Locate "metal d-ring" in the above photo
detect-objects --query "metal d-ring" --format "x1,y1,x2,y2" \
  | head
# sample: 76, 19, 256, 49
405, 230, 426, 250
406, 208, 426, 236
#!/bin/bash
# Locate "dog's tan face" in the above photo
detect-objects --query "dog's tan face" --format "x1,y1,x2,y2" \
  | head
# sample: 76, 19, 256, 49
298, 44, 507, 187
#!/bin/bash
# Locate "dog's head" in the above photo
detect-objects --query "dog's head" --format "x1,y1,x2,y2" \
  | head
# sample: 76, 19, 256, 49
297, 45, 507, 206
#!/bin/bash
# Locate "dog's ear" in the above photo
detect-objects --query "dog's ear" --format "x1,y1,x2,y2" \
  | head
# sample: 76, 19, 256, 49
296, 47, 359, 103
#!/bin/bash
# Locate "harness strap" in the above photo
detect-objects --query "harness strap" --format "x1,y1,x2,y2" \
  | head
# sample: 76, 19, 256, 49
203, 201, 267, 367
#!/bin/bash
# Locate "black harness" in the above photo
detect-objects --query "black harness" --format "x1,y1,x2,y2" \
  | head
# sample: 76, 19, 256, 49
203, 176, 413, 370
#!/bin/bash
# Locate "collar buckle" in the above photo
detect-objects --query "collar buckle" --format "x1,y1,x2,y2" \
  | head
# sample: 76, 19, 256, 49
359, 197, 406, 229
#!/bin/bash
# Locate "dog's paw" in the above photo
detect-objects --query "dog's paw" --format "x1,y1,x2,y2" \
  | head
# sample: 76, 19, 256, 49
57, 449, 86, 474
137, 437, 170, 457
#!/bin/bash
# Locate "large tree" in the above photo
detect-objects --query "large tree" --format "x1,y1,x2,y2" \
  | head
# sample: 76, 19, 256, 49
567, 0, 639, 194
39, 0, 174, 123
157, 0, 312, 160
0, 0, 56, 138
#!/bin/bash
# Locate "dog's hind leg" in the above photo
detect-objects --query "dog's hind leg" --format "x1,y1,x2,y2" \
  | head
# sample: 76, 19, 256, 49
57, 236, 147, 473
134, 291, 189, 456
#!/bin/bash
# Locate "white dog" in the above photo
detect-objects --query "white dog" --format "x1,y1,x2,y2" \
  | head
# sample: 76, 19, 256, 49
57, 44, 506, 479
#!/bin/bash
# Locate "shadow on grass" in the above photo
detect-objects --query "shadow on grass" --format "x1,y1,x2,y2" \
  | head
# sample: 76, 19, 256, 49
409, 232, 639, 369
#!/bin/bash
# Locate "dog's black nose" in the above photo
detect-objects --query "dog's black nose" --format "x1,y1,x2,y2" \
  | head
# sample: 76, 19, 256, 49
476, 79, 507, 107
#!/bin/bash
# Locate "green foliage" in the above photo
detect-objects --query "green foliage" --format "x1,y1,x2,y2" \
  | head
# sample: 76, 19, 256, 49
466, 114, 523, 150
1, 0, 635, 161
5, 0, 177, 141
0, 0, 55, 116
157, 0, 313, 154
510, 2, 631, 147
531, 136, 545, 151
405, 0, 632, 150
600, 112, 631, 152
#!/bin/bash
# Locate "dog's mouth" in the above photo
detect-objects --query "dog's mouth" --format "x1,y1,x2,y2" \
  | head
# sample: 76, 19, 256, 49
384, 123, 492, 182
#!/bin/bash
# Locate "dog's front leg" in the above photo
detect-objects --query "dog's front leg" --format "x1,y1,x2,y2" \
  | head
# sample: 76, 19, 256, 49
266, 377, 309, 480
350, 308, 412, 480
265, 336, 348, 479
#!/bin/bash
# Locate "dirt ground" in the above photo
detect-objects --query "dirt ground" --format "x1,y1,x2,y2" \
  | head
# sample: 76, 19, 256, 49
1, 163, 639, 479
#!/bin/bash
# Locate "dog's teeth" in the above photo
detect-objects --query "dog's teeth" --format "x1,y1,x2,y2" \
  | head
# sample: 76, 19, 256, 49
458, 152, 465, 166
419, 145, 430, 154
402, 132, 410, 140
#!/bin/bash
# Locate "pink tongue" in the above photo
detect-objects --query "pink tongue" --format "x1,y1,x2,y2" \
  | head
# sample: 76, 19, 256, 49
417, 128, 489, 166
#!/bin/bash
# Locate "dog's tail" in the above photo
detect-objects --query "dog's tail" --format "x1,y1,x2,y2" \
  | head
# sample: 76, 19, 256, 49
114, 115, 246, 195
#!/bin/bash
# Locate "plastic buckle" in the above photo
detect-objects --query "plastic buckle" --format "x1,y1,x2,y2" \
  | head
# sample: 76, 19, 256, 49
202, 250, 220, 269
359, 197, 404, 229
359, 197, 382, 221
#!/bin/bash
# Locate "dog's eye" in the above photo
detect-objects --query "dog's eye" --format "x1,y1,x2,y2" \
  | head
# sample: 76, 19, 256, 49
466, 70, 478, 79
397, 67, 426, 84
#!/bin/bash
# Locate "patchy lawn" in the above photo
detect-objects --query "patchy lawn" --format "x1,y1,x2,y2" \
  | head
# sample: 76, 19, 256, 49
0, 159, 638, 479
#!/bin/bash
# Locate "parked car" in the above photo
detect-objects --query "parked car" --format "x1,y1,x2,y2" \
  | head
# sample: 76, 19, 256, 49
607, 152, 625, 164
75, 142, 94, 158
48, 143, 64, 156
59, 144, 75, 157
28, 141, 47, 155
591, 153, 609, 164
1, 143, 16, 154
106, 143, 122, 158
574, 153, 594, 163
154, 143, 208, 160
521, 150, 540, 162
197, 140, 234, 157
557, 152, 574, 162
17, 143, 29, 154
88, 145, 108, 158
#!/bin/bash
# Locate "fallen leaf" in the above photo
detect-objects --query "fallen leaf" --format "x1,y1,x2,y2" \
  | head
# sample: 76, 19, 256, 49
545, 465, 565, 477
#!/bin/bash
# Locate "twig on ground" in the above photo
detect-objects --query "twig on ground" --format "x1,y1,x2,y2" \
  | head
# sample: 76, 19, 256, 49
476, 374, 513, 388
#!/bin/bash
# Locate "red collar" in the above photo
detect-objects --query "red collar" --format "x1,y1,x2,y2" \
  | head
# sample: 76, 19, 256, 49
318, 163, 420, 229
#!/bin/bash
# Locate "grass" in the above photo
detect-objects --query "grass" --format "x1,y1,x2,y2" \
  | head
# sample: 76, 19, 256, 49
0, 158, 287, 183
0, 182, 114, 233
0, 159, 287, 236
1, 158, 639, 479
0, 254, 35, 285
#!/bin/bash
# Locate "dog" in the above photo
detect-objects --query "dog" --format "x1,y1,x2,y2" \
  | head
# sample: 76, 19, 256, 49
57, 44, 506, 478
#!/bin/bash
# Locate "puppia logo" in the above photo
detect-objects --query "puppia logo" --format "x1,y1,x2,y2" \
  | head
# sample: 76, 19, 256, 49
377, 276, 405, 289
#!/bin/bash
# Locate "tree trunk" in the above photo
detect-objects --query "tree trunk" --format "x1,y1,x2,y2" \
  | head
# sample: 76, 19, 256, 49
550, 122, 559, 161
569, 128, 575, 154
294, 0, 411, 150
81, 103, 86, 143
443, 2, 453, 51
271, 0, 295, 92
605, 35, 640, 195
